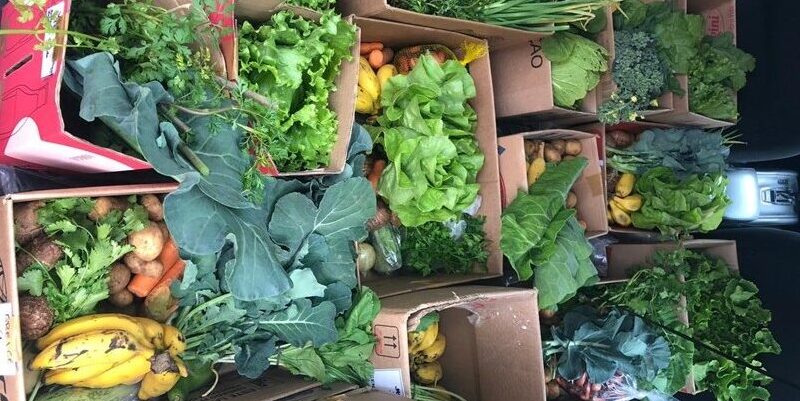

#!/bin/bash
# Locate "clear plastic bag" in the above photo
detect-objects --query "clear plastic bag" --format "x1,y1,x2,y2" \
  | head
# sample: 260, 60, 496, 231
593, 373, 678, 401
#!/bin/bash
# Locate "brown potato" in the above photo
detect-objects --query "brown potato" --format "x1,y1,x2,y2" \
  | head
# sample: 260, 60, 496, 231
565, 140, 583, 156
109, 289, 134, 307
128, 222, 165, 262
607, 129, 635, 148
108, 263, 132, 294
138, 260, 164, 278
16, 236, 63, 275
124, 252, 146, 271
89, 197, 129, 221
551, 139, 566, 153
157, 222, 170, 241
19, 296, 53, 340
544, 144, 562, 162
13, 201, 44, 245
140, 194, 164, 222
566, 192, 578, 209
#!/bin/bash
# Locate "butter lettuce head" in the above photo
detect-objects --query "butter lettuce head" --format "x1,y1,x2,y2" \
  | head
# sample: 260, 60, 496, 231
375, 54, 484, 227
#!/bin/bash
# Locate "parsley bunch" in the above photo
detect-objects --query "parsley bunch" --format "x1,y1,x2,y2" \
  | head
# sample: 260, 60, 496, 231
401, 216, 488, 277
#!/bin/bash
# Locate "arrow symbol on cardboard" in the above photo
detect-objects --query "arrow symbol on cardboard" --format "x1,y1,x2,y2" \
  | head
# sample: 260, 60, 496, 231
383, 335, 397, 341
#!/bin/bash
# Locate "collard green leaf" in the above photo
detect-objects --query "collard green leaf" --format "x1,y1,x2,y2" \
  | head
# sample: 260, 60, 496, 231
234, 336, 277, 379
260, 299, 337, 347
317, 282, 353, 314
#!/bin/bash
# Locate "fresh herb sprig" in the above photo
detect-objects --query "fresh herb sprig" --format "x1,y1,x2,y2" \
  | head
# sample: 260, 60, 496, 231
401, 216, 488, 277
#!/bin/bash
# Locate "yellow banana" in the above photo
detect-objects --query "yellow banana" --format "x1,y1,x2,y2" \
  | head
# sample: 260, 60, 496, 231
413, 361, 443, 385
612, 194, 642, 213
138, 353, 183, 399
162, 325, 186, 357
358, 57, 381, 100
72, 349, 154, 389
415, 322, 439, 354
37, 314, 153, 350
417, 334, 446, 363
615, 173, 636, 197
134, 317, 165, 350
356, 87, 377, 115
32, 330, 146, 370
610, 201, 633, 227
376, 64, 397, 90
44, 361, 118, 385
408, 330, 424, 354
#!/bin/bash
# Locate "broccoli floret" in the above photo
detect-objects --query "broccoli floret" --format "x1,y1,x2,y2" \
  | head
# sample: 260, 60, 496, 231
600, 30, 670, 124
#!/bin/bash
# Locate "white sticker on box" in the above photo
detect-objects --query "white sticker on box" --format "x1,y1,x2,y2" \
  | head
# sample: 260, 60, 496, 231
371, 368, 406, 397
40, 2, 65, 78
0, 303, 19, 376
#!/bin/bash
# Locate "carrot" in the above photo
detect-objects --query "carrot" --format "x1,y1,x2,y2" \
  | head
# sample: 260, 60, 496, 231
157, 238, 180, 271
154, 260, 186, 291
128, 259, 186, 298
368, 159, 386, 190
360, 42, 383, 55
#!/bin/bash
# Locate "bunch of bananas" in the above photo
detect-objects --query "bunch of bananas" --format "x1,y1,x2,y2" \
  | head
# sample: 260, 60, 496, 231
608, 173, 642, 227
408, 322, 447, 386
31, 314, 188, 400
357, 56, 397, 115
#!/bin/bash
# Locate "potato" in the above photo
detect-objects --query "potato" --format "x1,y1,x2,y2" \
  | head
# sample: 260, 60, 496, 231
13, 200, 44, 245
524, 140, 538, 159
16, 236, 63, 275
565, 140, 582, 156
551, 139, 566, 153
124, 252, 146, 272
578, 220, 588, 230
563, 155, 576, 161
19, 296, 53, 340
544, 144, 562, 162
566, 192, 578, 209
157, 222, 170, 241
89, 197, 129, 221
108, 263, 132, 294
109, 289, 134, 307
137, 260, 164, 278
128, 222, 165, 262
607, 129, 635, 148
140, 194, 164, 222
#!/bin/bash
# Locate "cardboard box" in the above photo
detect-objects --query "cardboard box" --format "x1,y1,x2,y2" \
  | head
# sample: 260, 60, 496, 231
602, 121, 674, 237
489, 7, 620, 123
0, 1, 233, 174
497, 129, 608, 239
0, 183, 178, 401
354, 18, 503, 299
338, 0, 545, 47
603, 239, 739, 393
231, 0, 359, 176
646, 0, 738, 128
370, 286, 544, 401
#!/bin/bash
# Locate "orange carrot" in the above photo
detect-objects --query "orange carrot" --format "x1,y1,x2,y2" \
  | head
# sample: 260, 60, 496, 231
360, 42, 383, 55
127, 273, 161, 298
154, 260, 186, 291
368, 49, 385, 69
368, 159, 386, 190
158, 238, 180, 271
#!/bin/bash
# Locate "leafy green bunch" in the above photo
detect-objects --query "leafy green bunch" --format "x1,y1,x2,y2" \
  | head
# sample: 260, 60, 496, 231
285, 0, 336, 11
545, 307, 671, 384
372, 54, 484, 227
607, 128, 732, 177
238, 10, 356, 173
501, 158, 598, 310
18, 197, 149, 322
598, 29, 671, 124
401, 216, 488, 277
542, 31, 609, 109
631, 167, 730, 237
597, 249, 781, 401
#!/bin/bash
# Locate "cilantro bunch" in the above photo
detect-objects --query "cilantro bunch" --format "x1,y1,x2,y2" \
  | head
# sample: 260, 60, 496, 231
400, 216, 488, 277
18, 198, 149, 322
